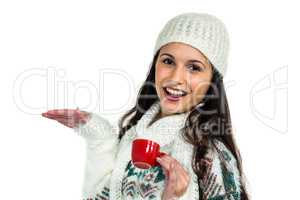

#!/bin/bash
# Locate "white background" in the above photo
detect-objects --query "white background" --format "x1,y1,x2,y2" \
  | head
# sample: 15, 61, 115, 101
0, 0, 298, 199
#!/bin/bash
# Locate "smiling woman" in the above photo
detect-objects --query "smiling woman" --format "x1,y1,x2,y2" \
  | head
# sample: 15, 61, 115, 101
42, 12, 250, 200
155, 42, 213, 117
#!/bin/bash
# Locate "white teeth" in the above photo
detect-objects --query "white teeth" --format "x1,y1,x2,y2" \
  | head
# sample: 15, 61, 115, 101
166, 87, 185, 96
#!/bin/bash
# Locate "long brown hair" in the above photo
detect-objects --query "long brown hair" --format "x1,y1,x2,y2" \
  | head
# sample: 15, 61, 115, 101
117, 50, 249, 199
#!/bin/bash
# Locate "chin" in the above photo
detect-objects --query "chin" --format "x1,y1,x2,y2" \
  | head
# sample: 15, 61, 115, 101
160, 99, 185, 113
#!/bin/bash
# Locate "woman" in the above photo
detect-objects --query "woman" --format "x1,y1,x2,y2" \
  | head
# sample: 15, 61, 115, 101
42, 12, 249, 200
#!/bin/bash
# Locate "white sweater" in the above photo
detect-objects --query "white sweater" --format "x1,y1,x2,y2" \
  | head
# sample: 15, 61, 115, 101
74, 100, 241, 200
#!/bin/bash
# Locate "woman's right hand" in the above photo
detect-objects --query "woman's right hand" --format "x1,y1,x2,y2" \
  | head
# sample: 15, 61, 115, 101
41, 108, 91, 128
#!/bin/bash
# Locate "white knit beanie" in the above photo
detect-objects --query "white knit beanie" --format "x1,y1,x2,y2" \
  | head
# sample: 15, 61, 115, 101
153, 12, 230, 77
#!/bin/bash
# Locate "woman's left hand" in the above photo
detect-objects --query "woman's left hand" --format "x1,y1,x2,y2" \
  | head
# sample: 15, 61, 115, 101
156, 154, 191, 200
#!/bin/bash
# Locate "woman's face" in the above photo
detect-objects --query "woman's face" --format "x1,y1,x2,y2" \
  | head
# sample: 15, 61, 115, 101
155, 42, 213, 117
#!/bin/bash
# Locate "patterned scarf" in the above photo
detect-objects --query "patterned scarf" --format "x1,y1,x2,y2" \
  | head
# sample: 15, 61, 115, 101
108, 100, 241, 200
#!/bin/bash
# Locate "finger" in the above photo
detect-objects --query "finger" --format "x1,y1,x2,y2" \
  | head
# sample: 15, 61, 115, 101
56, 118, 76, 128
170, 162, 190, 197
161, 155, 189, 182
42, 113, 73, 119
157, 155, 188, 186
163, 156, 191, 193
171, 164, 188, 192
45, 109, 75, 117
160, 156, 186, 183
42, 112, 56, 119
157, 156, 172, 171
156, 157, 171, 171
45, 109, 68, 115
168, 162, 178, 187
156, 157, 172, 180
174, 166, 189, 186
42, 113, 74, 121
174, 162, 190, 184
58, 120, 75, 128
162, 161, 177, 193
41, 113, 64, 120
44, 116, 75, 121
162, 161, 185, 199
54, 113, 88, 127
161, 154, 181, 168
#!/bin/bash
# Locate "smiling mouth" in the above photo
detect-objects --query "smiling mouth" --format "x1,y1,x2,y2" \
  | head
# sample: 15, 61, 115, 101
162, 86, 188, 101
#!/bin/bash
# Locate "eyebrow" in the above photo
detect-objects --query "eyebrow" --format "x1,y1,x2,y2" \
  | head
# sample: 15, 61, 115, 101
160, 53, 206, 67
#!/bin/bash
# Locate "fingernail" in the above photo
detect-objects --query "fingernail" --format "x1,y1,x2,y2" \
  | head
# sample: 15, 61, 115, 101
171, 162, 174, 169
156, 157, 161, 162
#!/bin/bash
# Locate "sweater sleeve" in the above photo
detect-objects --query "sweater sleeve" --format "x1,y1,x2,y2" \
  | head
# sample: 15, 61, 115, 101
198, 139, 242, 200
73, 112, 119, 200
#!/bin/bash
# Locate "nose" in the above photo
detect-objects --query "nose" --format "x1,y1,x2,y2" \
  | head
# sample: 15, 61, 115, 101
169, 64, 188, 85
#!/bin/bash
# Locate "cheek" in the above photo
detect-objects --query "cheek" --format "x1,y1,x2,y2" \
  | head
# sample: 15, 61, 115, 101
155, 65, 171, 86
189, 78, 211, 102
155, 65, 170, 97
156, 65, 170, 79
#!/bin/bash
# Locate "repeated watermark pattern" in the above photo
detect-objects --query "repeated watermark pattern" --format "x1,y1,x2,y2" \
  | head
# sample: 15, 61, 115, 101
13, 66, 288, 135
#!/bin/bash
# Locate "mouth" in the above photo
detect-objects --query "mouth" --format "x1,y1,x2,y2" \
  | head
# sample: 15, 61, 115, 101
162, 86, 188, 102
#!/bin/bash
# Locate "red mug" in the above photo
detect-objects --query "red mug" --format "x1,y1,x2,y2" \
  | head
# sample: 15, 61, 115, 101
131, 138, 166, 169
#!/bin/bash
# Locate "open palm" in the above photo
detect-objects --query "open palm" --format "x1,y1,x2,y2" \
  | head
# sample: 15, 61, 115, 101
41, 108, 91, 128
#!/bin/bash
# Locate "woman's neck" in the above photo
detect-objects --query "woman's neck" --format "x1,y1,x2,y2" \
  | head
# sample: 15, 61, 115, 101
148, 108, 164, 127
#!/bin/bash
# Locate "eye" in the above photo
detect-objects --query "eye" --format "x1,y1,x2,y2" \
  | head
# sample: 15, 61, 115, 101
187, 64, 203, 72
162, 58, 174, 65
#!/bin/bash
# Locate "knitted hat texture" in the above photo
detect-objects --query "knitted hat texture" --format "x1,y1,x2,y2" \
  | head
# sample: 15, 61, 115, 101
153, 12, 230, 76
